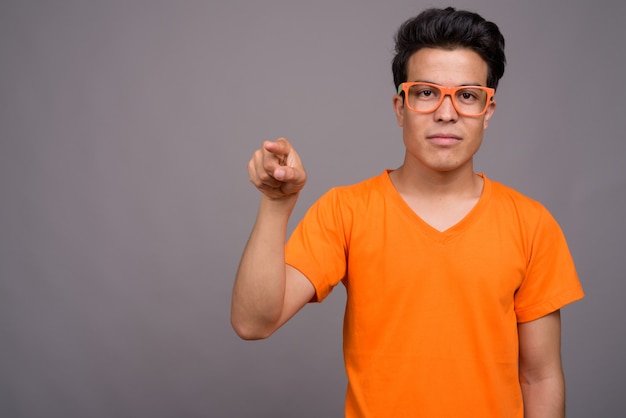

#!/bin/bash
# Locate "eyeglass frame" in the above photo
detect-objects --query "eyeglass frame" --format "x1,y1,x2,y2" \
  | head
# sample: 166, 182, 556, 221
397, 82, 495, 117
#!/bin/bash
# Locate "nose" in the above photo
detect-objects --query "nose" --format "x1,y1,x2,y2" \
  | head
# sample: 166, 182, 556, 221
433, 94, 458, 122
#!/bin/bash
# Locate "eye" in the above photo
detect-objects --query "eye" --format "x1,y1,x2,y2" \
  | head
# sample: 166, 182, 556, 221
410, 85, 440, 100
457, 89, 481, 103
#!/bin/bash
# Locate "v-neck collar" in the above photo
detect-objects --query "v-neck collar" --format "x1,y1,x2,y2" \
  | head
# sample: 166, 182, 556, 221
381, 169, 491, 244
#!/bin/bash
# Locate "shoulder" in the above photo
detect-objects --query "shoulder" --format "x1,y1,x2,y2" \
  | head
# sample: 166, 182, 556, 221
320, 171, 389, 204
487, 177, 550, 216
485, 176, 561, 235
304, 171, 391, 228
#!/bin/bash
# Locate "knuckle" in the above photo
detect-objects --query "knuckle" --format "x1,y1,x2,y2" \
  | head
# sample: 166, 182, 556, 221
249, 176, 262, 188
262, 159, 275, 172
258, 171, 271, 182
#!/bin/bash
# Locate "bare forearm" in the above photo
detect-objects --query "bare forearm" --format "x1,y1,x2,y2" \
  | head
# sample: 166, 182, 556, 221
520, 375, 565, 418
231, 194, 298, 339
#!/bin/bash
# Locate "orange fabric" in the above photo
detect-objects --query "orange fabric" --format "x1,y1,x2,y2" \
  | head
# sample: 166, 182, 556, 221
285, 171, 584, 418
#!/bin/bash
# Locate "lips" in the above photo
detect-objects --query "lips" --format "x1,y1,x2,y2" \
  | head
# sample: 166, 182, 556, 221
426, 133, 462, 146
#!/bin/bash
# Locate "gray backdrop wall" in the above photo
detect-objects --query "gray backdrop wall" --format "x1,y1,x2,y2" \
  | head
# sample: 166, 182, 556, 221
1, 0, 624, 417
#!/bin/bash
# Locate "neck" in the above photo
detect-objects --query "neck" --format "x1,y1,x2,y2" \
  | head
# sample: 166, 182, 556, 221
389, 161, 482, 200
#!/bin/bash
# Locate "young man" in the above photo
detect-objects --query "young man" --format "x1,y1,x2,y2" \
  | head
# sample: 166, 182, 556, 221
231, 7, 584, 418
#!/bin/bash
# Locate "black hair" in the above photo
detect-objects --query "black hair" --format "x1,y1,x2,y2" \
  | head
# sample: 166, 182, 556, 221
392, 7, 506, 90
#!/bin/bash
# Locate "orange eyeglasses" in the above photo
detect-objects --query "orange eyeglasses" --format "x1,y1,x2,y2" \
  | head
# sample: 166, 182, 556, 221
397, 82, 495, 117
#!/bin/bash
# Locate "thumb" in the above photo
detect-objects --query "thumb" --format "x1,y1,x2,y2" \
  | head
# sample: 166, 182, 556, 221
273, 165, 302, 183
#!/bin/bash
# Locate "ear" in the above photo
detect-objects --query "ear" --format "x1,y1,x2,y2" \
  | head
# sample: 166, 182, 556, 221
483, 100, 496, 130
393, 94, 405, 127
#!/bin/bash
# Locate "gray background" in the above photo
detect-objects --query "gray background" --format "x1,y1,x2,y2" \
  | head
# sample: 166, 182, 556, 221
1, 0, 624, 417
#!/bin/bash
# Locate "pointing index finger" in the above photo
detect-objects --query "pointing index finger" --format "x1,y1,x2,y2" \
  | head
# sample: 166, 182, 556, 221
263, 138, 291, 161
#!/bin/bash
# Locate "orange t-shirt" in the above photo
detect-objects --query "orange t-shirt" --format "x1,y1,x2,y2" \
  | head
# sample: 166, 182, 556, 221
285, 171, 584, 418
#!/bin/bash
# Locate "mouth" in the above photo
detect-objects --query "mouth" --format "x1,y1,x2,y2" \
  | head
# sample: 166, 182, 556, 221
426, 133, 462, 146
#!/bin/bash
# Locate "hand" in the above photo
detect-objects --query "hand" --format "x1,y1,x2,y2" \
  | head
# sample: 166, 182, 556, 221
248, 138, 306, 199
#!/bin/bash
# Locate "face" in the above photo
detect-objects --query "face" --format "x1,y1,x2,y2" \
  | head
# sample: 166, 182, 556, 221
393, 48, 496, 175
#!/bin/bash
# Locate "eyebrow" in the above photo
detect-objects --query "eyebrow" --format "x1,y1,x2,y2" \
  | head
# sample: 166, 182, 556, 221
411, 80, 486, 87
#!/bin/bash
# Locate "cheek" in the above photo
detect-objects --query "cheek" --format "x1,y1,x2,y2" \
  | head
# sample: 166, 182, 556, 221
401, 118, 427, 149
402, 113, 423, 132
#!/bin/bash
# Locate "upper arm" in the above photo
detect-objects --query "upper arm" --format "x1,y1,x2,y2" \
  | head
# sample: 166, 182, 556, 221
271, 264, 316, 333
518, 310, 563, 384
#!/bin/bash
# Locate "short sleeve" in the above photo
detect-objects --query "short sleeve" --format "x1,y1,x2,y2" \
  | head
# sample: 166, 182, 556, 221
285, 188, 349, 302
514, 207, 585, 322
